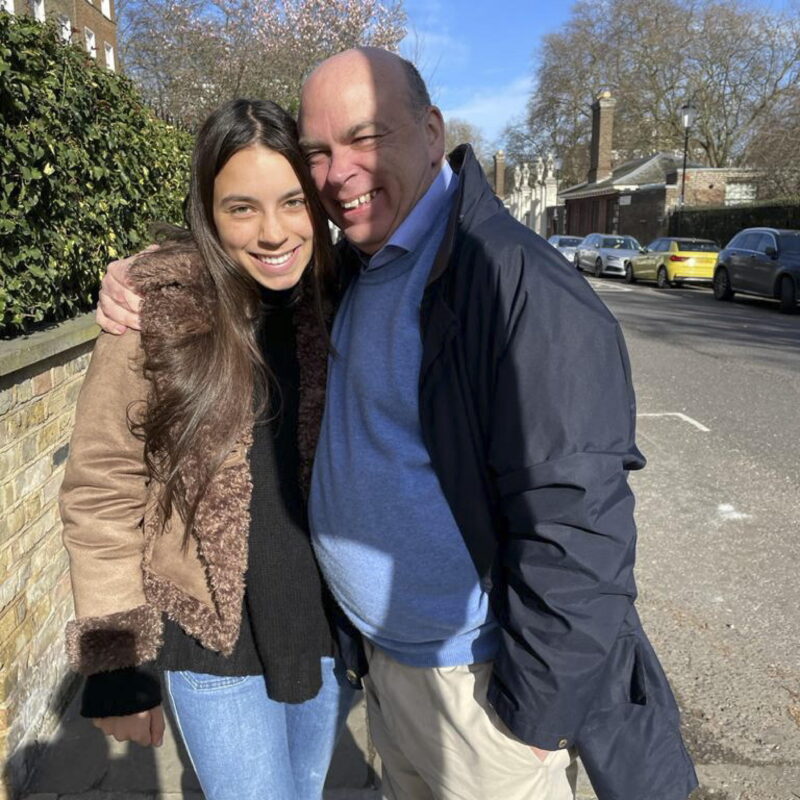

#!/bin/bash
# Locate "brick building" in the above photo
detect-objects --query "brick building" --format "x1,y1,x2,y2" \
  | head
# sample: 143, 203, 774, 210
2, 0, 117, 71
559, 91, 760, 244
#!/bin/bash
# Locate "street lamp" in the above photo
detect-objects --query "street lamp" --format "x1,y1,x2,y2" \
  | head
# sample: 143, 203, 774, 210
679, 103, 697, 208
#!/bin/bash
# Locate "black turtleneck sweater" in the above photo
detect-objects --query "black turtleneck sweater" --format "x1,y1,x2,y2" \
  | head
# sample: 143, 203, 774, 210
81, 286, 333, 717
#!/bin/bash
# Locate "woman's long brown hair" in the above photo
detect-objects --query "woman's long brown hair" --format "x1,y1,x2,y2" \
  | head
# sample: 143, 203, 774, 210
131, 99, 335, 541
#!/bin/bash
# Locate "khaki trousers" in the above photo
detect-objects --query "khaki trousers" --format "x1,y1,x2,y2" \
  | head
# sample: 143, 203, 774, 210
363, 644, 578, 800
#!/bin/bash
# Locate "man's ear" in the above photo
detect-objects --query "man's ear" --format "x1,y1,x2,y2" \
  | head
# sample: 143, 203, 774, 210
425, 105, 446, 165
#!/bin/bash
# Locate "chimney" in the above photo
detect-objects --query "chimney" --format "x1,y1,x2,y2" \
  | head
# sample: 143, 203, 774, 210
587, 90, 616, 185
493, 150, 505, 197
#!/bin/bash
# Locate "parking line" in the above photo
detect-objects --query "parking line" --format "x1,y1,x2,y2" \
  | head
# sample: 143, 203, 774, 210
637, 412, 711, 432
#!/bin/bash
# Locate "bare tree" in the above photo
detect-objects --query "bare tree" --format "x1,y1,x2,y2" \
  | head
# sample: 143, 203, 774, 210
118, 0, 407, 127
444, 117, 490, 161
506, 0, 800, 191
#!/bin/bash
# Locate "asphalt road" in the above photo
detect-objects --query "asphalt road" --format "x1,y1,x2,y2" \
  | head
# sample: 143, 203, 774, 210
585, 274, 800, 800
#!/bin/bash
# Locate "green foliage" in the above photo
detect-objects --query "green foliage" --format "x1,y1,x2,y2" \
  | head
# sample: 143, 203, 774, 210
0, 12, 192, 336
670, 203, 800, 245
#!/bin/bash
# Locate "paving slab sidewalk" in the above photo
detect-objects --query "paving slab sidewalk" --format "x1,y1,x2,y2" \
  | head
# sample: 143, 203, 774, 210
20, 689, 380, 800
19, 689, 601, 800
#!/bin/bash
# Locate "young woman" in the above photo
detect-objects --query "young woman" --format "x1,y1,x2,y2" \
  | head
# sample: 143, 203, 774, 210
60, 99, 355, 800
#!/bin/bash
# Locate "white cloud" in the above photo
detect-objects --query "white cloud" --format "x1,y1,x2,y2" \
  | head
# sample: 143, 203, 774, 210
442, 75, 532, 144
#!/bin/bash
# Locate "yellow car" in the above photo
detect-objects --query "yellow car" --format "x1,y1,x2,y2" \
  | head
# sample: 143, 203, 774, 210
627, 237, 720, 288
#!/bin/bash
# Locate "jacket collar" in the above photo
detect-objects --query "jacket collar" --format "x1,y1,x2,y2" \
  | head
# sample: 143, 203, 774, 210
426, 144, 503, 287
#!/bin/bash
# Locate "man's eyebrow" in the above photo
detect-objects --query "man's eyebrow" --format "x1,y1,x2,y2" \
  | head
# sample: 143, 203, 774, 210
299, 121, 386, 151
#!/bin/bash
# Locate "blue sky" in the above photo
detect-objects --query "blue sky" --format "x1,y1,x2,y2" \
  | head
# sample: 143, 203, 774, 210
399, 1, 574, 147
399, 0, 794, 148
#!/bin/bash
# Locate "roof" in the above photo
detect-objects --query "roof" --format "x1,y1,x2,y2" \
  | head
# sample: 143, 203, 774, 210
559, 152, 704, 200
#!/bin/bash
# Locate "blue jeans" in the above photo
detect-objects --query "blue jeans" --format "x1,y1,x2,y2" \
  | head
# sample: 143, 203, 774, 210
164, 657, 355, 800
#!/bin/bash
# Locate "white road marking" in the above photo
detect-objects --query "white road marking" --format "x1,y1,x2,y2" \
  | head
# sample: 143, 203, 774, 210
716, 503, 751, 521
586, 279, 634, 293
637, 412, 711, 432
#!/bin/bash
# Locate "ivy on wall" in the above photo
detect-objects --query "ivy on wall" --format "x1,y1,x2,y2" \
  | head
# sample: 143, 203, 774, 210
0, 12, 192, 336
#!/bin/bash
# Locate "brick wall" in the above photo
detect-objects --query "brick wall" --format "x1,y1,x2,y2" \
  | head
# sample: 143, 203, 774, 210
8, 0, 116, 66
0, 317, 98, 800
72, 0, 116, 59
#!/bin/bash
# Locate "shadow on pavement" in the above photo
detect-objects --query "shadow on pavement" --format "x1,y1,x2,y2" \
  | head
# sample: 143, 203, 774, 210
11, 677, 378, 799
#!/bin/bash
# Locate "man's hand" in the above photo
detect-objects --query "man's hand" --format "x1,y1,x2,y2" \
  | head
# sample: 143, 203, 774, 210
96, 246, 158, 334
92, 705, 165, 747
531, 745, 553, 763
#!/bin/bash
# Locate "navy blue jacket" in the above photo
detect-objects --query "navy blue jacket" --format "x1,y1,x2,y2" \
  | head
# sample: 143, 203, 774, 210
337, 145, 698, 800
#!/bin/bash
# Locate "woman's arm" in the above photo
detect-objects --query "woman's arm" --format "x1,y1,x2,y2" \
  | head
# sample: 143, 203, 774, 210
60, 329, 163, 675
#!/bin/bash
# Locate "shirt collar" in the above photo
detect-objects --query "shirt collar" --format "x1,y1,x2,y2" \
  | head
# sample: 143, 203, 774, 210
359, 161, 457, 271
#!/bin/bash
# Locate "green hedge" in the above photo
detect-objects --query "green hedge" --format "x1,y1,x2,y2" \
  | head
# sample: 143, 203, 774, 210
669, 202, 800, 246
0, 12, 192, 337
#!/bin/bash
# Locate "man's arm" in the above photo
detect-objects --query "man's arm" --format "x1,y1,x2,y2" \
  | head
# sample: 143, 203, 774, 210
485, 248, 645, 751
96, 249, 157, 333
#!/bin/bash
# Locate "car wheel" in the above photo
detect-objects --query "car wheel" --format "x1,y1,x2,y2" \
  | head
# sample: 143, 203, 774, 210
713, 266, 733, 301
657, 266, 670, 289
624, 262, 636, 283
594, 258, 603, 278
778, 274, 797, 314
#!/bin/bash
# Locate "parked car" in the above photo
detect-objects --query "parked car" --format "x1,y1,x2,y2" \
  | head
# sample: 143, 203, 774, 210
547, 235, 584, 264
628, 237, 719, 288
574, 233, 641, 277
713, 227, 800, 313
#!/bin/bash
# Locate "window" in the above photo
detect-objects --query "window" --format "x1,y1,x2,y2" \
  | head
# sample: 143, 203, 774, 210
725, 182, 756, 207
601, 236, 639, 250
104, 42, 115, 71
84, 27, 96, 58
779, 233, 800, 256
736, 233, 761, 252
100, 0, 110, 16
31, 0, 44, 21
755, 233, 777, 255
59, 15, 71, 41
676, 240, 718, 253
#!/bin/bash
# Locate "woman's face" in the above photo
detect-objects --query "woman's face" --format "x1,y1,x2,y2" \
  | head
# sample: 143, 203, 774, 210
213, 145, 314, 291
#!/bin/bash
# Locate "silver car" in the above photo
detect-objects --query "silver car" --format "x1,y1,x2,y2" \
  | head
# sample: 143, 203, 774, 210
575, 233, 642, 277
547, 235, 584, 265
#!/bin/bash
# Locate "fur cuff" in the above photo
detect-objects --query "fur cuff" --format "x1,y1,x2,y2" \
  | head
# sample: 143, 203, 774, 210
66, 604, 163, 675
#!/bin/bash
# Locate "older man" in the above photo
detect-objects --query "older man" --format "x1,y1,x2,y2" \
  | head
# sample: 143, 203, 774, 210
98, 47, 697, 800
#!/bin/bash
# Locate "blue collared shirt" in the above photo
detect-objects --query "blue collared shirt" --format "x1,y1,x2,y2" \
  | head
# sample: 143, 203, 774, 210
360, 160, 456, 271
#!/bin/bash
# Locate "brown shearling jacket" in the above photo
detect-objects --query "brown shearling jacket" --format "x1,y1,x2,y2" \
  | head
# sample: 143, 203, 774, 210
60, 250, 327, 676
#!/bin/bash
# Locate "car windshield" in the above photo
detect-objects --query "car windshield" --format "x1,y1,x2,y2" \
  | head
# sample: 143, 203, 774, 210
676, 240, 718, 252
558, 237, 582, 247
602, 237, 638, 249
778, 233, 800, 254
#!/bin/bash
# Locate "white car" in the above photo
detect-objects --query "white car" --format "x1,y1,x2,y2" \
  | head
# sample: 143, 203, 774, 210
547, 235, 584, 265
574, 233, 642, 277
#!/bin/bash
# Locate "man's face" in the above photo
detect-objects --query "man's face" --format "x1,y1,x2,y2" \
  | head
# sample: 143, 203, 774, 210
299, 53, 445, 255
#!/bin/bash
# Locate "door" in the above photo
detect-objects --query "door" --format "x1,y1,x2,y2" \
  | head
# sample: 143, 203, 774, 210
750, 233, 779, 296
729, 233, 760, 292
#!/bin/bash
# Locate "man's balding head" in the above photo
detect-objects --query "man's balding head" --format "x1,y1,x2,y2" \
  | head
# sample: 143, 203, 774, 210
298, 48, 445, 255
301, 47, 430, 121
